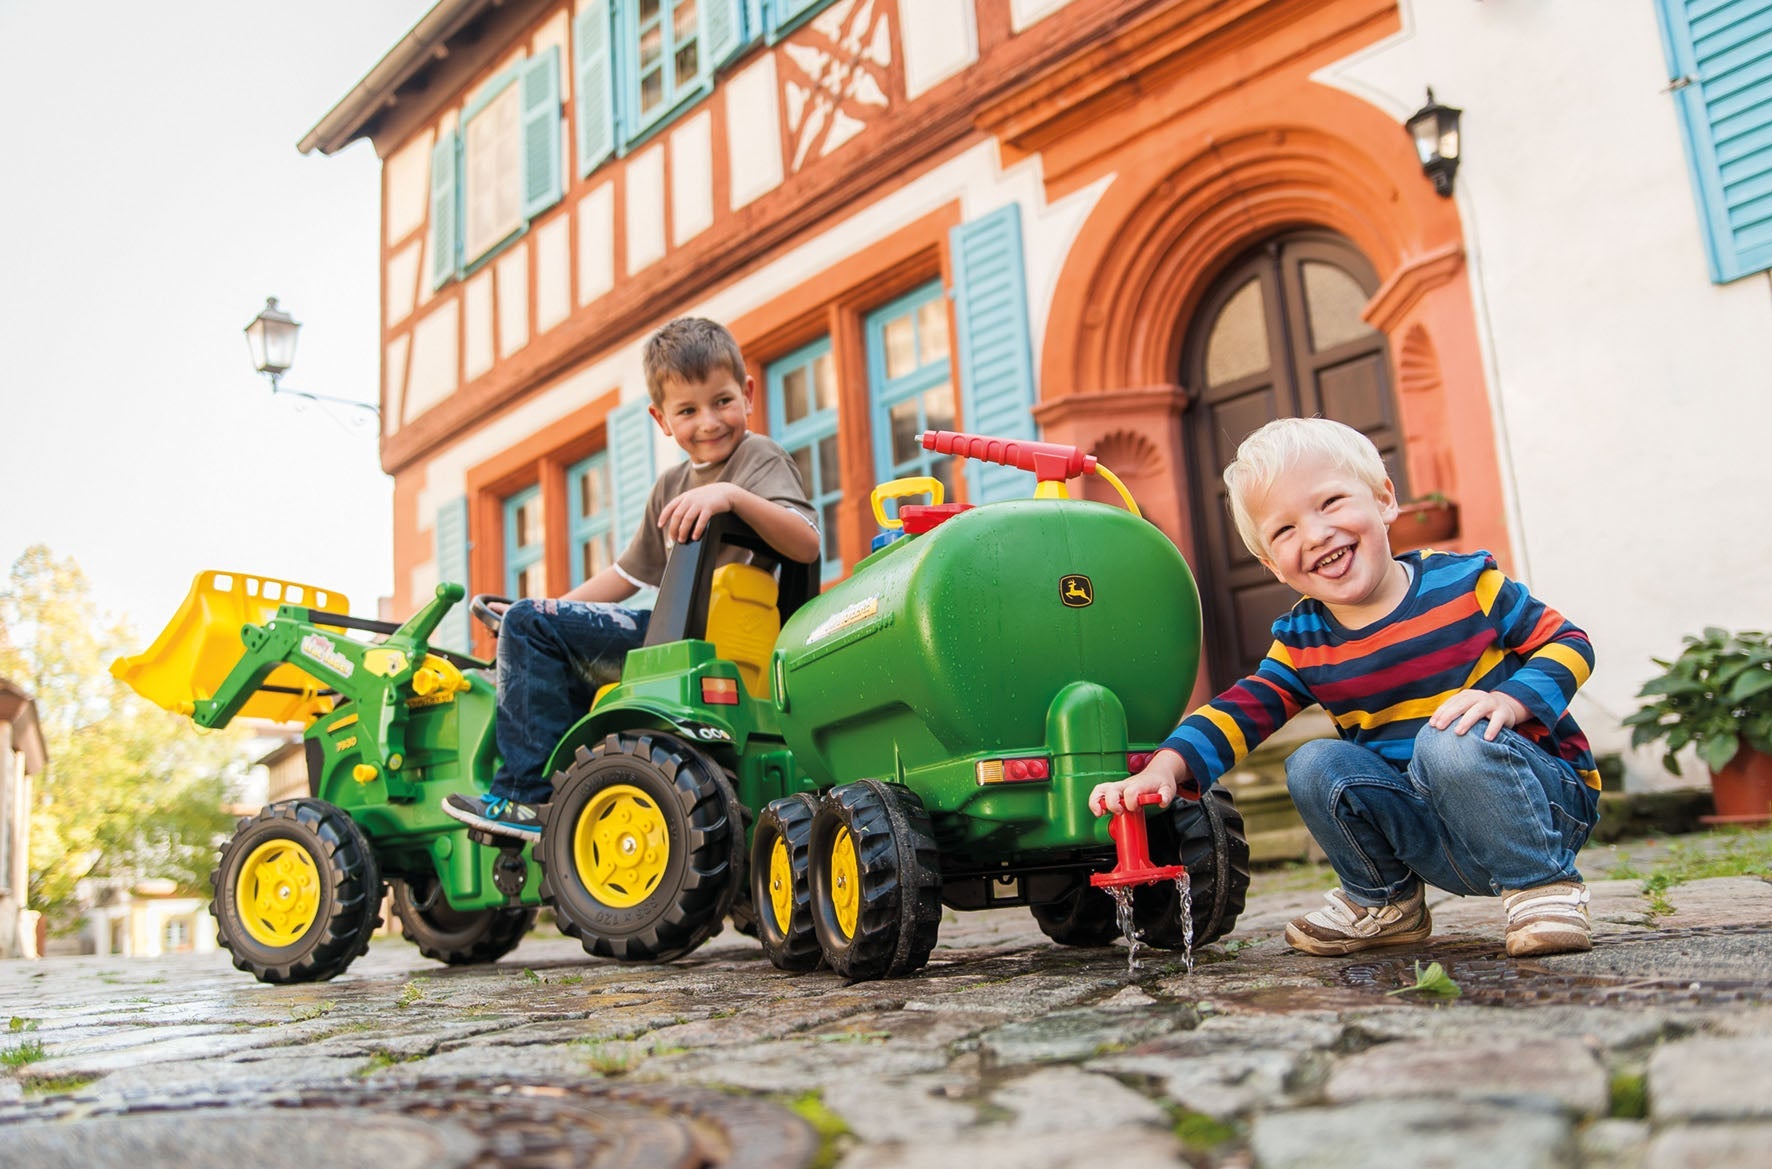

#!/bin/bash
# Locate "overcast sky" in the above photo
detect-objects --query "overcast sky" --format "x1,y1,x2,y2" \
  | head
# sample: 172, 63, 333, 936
0, 1, 435, 643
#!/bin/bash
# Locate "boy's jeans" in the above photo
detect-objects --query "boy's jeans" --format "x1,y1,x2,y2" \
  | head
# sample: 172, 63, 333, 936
491, 598, 651, 803
1284, 724, 1600, 906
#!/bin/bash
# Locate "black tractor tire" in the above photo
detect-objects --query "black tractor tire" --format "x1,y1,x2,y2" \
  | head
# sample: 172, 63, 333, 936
750, 793, 822, 972
210, 799, 383, 984
391, 875, 534, 965
723, 770, 760, 938
1133, 787, 1251, 949
1030, 875, 1124, 947
808, 780, 942, 982
537, 731, 741, 963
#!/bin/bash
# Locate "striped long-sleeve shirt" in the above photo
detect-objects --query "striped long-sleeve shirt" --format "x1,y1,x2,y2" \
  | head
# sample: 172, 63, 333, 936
1163, 550, 1599, 792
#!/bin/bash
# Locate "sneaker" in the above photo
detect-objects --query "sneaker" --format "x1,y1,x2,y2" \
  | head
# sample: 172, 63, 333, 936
1503, 881, 1591, 957
1284, 885, 1433, 956
441, 793, 544, 839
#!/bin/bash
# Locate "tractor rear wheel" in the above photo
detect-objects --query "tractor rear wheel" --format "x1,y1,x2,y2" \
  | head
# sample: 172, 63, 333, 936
1030, 876, 1123, 947
750, 793, 821, 971
808, 780, 941, 981
537, 731, 740, 963
210, 799, 383, 984
1133, 787, 1251, 948
391, 875, 534, 965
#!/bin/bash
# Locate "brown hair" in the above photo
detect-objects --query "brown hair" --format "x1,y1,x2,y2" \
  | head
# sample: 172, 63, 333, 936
641, 317, 747, 405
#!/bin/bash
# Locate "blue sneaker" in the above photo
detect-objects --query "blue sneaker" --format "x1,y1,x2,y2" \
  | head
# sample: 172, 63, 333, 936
442, 793, 544, 839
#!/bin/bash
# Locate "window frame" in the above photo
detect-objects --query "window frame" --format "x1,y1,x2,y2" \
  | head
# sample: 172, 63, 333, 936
865, 280, 957, 490
566, 451, 618, 588
767, 335, 843, 582
503, 483, 548, 599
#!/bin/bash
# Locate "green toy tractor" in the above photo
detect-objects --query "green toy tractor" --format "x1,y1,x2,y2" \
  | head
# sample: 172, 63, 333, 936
114, 430, 1249, 983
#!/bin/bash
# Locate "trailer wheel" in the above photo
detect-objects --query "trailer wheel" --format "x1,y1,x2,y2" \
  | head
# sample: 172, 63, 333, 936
809, 780, 942, 981
210, 799, 383, 984
391, 875, 534, 965
750, 793, 822, 971
537, 731, 740, 963
1030, 876, 1123, 947
1133, 787, 1251, 948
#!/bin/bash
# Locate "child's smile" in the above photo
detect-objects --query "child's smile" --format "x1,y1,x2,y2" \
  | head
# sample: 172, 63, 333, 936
1251, 451, 1407, 626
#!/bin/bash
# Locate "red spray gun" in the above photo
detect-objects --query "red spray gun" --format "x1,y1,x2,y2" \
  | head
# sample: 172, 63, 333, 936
917, 430, 1142, 516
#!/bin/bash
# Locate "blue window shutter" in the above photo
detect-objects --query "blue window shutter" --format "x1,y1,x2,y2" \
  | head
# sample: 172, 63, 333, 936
521, 46, 563, 218
705, 0, 744, 68
434, 496, 472, 651
575, 0, 615, 177
609, 400, 657, 549
1657, 0, 1772, 281
949, 204, 1037, 504
428, 129, 460, 289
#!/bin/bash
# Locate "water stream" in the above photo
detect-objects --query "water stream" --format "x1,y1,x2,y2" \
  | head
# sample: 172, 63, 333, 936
1108, 886, 1142, 971
1177, 871, 1195, 976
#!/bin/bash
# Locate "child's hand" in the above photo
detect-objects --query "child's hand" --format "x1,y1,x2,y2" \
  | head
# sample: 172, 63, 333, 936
1429, 689, 1530, 740
1089, 751, 1190, 816
658, 483, 738, 544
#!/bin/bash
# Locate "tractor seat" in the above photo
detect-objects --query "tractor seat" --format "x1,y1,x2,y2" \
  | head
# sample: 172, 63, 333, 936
706, 562, 780, 698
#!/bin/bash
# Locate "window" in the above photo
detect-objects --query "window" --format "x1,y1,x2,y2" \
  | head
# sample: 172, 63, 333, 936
575, 1, 836, 169
768, 337, 842, 580
568, 452, 617, 586
431, 48, 564, 288
504, 485, 548, 598
164, 917, 192, 953
1655, 0, 1772, 281
867, 282, 956, 498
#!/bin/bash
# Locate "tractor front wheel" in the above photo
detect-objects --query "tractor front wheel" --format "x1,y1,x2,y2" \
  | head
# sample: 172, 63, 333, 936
1133, 787, 1251, 948
210, 799, 383, 984
537, 731, 740, 963
808, 780, 941, 981
750, 793, 821, 972
391, 875, 534, 965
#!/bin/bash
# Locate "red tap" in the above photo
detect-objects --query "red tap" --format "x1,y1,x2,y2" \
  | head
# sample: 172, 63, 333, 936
1091, 790, 1188, 889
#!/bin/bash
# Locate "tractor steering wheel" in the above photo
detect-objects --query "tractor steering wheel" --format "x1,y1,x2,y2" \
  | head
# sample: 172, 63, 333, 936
470, 595, 513, 637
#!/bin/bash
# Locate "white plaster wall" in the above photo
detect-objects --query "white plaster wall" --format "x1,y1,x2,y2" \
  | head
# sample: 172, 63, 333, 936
495, 246, 530, 358
626, 145, 667, 274
1319, 0, 1772, 783
1011, 0, 1076, 33
578, 183, 616, 303
386, 239, 422, 327
671, 111, 715, 245
406, 301, 460, 417
900, 0, 978, 100
535, 214, 572, 331
726, 55, 784, 208
384, 129, 433, 245
463, 269, 495, 381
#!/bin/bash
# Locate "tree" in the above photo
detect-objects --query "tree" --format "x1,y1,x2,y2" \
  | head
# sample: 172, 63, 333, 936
0, 546, 248, 932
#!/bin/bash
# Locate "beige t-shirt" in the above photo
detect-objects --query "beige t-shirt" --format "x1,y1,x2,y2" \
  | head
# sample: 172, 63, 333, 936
615, 431, 818, 588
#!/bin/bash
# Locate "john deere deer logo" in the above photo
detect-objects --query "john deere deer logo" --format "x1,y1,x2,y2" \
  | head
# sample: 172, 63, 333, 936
1059, 574, 1093, 608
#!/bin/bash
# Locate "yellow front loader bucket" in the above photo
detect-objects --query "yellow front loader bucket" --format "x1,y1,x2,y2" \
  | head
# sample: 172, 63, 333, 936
111, 570, 351, 725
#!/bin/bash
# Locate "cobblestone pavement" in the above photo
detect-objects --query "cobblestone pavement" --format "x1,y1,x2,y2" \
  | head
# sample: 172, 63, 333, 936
3, 870, 1770, 1168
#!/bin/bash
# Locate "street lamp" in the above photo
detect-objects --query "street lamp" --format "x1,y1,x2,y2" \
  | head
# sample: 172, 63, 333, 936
243, 296, 379, 417
1405, 88, 1462, 197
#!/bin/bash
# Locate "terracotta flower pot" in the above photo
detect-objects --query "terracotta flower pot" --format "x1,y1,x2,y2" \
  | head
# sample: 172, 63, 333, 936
1704, 744, 1772, 825
1389, 499, 1459, 553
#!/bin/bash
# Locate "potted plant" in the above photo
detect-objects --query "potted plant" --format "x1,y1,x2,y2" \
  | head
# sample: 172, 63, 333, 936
1389, 491, 1459, 553
1624, 627, 1772, 823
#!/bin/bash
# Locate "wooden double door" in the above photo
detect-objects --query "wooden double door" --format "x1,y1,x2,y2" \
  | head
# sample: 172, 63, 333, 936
1181, 230, 1408, 691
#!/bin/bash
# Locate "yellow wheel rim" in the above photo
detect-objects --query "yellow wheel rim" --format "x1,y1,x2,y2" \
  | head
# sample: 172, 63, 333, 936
235, 839, 321, 948
575, 783, 669, 909
768, 835, 795, 932
830, 825, 859, 939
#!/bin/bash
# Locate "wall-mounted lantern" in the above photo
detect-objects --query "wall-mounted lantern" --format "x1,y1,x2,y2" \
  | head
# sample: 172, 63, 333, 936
1405, 88, 1462, 197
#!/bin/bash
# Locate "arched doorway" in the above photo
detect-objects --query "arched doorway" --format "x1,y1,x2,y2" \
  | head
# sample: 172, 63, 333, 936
1181, 230, 1405, 690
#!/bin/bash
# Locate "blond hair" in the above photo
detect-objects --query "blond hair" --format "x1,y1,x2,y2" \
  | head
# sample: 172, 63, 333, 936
642, 317, 747, 405
1224, 417, 1389, 558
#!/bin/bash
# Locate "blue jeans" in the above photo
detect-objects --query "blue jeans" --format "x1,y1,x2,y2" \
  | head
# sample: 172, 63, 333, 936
1284, 725, 1600, 906
491, 598, 651, 802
